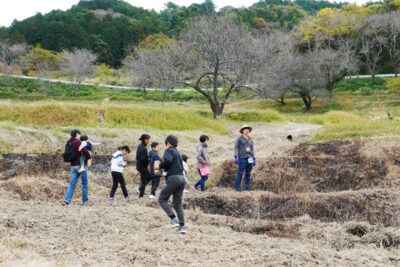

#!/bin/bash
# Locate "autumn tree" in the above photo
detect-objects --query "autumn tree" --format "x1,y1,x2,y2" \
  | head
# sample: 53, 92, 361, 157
62, 49, 97, 95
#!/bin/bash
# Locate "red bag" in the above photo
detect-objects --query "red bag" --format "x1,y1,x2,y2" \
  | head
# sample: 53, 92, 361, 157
199, 163, 211, 176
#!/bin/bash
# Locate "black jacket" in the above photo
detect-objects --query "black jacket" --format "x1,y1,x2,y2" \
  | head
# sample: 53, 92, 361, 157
136, 143, 149, 171
159, 147, 184, 178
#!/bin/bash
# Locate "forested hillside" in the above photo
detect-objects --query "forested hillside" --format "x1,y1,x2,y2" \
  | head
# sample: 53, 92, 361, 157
0, 0, 346, 67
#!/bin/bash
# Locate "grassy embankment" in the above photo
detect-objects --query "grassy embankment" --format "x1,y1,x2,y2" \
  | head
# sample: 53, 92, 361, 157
1, 75, 400, 144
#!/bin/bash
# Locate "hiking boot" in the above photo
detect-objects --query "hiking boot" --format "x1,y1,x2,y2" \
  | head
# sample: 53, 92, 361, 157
87, 159, 92, 167
125, 196, 132, 200
176, 226, 186, 234
77, 166, 85, 173
191, 185, 198, 191
149, 195, 158, 199
108, 198, 116, 202
164, 218, 179, 228
62, 201, 69, 206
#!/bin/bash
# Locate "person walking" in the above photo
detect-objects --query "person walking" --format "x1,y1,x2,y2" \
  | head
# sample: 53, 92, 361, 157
234, 125, 255, 191
156, 135, 187, 234
193, 135, 211, 192
62, 129, 92, 206
109, 146, 131, 201
136, 134, 151, 198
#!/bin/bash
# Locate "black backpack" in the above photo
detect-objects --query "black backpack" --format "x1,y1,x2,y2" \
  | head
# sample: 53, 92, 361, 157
62, 140, 77, 162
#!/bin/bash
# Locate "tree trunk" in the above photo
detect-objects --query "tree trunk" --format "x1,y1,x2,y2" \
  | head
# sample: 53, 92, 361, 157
371, 73, 376, 81
210, 102, 224, 119
300, 94, 312, 111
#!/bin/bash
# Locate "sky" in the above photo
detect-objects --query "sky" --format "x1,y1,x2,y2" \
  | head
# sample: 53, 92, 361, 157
0, 0, 377, 27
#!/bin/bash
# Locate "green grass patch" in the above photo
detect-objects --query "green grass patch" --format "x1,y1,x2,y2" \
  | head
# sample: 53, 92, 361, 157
0, 101, 228, 134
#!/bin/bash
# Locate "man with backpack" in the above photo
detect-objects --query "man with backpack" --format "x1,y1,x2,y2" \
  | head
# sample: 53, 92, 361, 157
62, 129, 92, 206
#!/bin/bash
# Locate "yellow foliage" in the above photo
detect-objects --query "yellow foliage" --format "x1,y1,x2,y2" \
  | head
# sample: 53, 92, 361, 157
298, 4, 377, 42
252, 17, 266, 27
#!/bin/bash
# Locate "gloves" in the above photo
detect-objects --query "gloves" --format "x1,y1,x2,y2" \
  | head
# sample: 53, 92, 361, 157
234, 156, 239, 164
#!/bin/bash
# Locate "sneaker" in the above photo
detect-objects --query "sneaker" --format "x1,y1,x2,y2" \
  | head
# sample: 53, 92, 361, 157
82, 201, 89, 205
184, 190, 188, 193
62, 201, 69, 206
176, 226, 186, 234
108, 198, 116, 202
191, 185, 198, 191
77, 166, 85, 174
87, 159, 92, 167
149, 195, 158, 199
136, 189, 140, 194
164, 218, 179, 228
125, 196, 131, 200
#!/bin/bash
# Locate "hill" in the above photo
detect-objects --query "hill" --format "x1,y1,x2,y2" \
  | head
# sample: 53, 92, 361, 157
1, 0, 347, 67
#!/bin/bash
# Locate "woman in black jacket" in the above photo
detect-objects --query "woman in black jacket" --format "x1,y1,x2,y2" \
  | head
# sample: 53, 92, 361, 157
136, 134, 151, 198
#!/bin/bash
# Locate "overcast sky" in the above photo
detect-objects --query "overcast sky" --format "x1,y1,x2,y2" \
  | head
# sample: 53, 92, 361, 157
0, 0, 377, 27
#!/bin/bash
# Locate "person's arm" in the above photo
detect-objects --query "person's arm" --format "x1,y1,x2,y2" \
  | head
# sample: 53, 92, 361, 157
138, 146, 149, 164
78, 141, 86, 152
183, 162, 189, 174
90, 142, 101, 147
250, 139, 255, 158
159, 150, 173, 170
196, 145, 206, 165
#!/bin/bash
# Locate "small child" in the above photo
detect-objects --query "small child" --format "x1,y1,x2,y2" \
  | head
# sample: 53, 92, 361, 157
78, 135, 100, 173
109, 145, 131, 201
149, 142, 162, 199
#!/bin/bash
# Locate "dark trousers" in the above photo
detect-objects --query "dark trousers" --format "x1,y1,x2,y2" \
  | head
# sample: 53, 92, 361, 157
195, 170, 208, 191
139, 169, 151, 197
235, 158, 253, 191
151, 176, 161, 196
158, 175, 186, 226
110, 171, 128, 198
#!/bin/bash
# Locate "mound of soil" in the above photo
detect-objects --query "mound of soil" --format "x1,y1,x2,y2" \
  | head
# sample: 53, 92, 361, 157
184, 189, 400, 227
216, 140, 392, 193
0, 154, 117, 180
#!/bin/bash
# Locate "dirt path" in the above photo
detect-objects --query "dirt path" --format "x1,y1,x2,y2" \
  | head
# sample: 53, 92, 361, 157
0, 193, 398, 266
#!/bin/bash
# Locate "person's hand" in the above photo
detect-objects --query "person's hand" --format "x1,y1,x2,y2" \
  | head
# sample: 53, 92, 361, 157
234, 156, 239, 164
253, 159, 256, 167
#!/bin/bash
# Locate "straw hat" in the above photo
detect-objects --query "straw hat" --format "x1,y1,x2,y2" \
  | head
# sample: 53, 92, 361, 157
240, 125, 252, 134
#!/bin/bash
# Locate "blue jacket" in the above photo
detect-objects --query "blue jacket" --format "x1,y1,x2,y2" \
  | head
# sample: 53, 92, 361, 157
149, 149, 162, 177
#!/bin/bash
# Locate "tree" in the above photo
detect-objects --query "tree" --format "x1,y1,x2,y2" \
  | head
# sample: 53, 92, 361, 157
286, 51, 324, 110
62, 49, 97, 95
356, 15, 386, 81
125, 16, 262, 118
0, 40, 26, 74
376, 12, 400, 77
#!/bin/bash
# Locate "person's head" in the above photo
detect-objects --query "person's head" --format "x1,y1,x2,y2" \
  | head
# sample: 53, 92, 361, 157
119, 145, 131, 155
80, 135, 88, 141
199, 135, 209, 144
165, 135, 178, 148
151, 142, 160, 152
139, 134, 150, 145
70, 129, 81, 139
182, 154, 188, 163
240, 125, 252, 136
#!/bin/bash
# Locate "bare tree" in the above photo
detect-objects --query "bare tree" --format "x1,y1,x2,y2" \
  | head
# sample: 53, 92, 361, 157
377, 12, 400, 77
125, 16, 262, 119
62, 49, 97, 95
0, 40, 26, 74
356, 15, 386, 81
286, 52, 324, 111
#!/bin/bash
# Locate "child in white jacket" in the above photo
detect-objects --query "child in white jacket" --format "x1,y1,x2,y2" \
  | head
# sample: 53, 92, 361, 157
109, 146, 131, 201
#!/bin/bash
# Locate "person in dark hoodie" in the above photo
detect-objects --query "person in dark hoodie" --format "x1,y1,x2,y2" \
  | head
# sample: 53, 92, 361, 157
149, 142, 162, 199
63, 129, 92, 206
136, 134, 151, 198
155, 135, 186, 234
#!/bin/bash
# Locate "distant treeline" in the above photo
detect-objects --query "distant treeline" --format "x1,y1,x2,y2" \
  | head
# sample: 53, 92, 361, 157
0, 0, 347, 67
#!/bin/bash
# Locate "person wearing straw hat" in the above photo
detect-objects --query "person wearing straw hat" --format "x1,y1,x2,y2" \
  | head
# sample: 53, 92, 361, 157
234, 125, 255, 191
